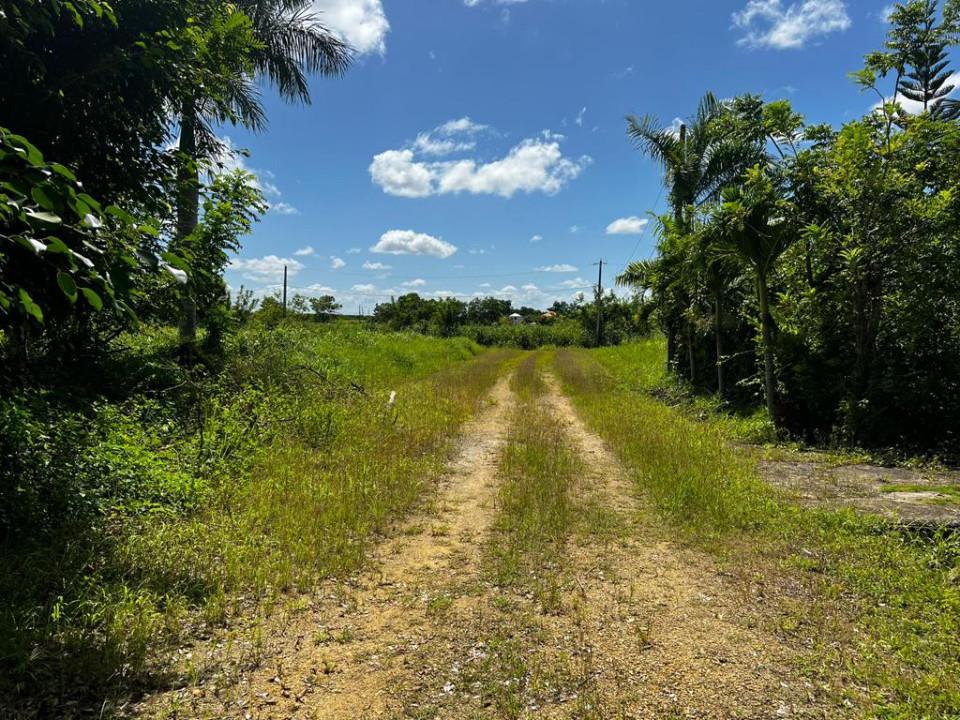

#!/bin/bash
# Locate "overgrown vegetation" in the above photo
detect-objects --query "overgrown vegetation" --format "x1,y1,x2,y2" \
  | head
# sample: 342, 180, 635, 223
622, 0, 960, 455
373, 292, 649, 348
556, 343, 960, 717
0, 322, 503, 714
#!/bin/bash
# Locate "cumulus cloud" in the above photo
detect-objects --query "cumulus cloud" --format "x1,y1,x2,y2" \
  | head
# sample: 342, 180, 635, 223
363, 261, 392, 270
535, 264, 578, 273
351, 283, 377, 293
402, 278, 427, 287
294, 246, 315, 256
330, 256, 346, 270
371, 230, 458, 258
230, 255, 304, 282
530, 234, 543, 243
370, 128, 591, 199
310, 0, 390, 56
732, 0, 851, 50
606, 216, 649, 235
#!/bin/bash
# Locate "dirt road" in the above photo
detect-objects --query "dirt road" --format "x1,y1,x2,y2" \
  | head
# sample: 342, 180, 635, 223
138, 365, 821, 719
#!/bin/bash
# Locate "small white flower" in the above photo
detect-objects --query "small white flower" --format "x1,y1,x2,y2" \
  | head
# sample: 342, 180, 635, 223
82, 213, 103, 230
388, 391, 397, 406
161, 263, 188, 285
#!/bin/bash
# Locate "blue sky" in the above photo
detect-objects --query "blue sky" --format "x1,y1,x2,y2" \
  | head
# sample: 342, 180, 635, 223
221, 0, 911, 311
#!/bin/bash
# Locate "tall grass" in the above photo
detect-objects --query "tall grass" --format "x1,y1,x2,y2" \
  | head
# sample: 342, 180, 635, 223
460, 319, 588, 349
0, 321, 506, 714
554, 347, 775, 536
554, 342, 960, 717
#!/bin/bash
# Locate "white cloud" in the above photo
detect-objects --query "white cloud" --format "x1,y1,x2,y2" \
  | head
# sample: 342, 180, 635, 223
606, 216, 649, 235
535, 264, 578, 273
569, 225, 581, 234
230, 255, 304, 282
732, 0, 851, 50
299, 283, 338, 296
371, 230, 458, 258
270, 201, 300, 216
438, 117, 488, 135
346, 247, 362, 254
413, 133, 476, 157
363, 261, 392, 270
402, 278, 427, 287
369, 150, 435, 198
330, 256, 346, 270
575, 106, 587, 127
557, 277, 591, 289
310, 0, 390, 56
529, 234, 543, 243
351, 283, 377, 293
294, 246, 315, 256
370, 129, 591, 199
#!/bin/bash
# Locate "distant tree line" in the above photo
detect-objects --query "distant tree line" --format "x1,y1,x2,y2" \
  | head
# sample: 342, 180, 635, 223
372, 293, 651, 347
623, 0, 960, 453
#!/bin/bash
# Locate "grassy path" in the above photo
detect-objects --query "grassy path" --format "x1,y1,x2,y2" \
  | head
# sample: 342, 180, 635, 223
135, 352, 827, 719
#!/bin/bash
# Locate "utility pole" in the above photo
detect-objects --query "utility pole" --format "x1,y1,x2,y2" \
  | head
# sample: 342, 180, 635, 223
282, 265, 288, 317
594, 259, 604, 347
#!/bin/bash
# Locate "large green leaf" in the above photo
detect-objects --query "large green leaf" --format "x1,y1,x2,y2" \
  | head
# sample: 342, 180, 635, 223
18, 288, 44, 323
80, 287, 103, 310
57, 272, 78, 303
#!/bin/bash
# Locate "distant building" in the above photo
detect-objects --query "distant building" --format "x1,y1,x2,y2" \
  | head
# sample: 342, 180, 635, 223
508, 313, 523, 326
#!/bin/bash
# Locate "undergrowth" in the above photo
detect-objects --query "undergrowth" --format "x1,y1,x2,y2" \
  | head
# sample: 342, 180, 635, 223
0, 320, 504, 715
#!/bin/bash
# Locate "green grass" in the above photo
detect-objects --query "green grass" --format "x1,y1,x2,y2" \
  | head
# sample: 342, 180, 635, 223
553, 344, 960, 718
0, 320, 507, 715
488, 353, 581, 602
879, 483, 960, 500
554, 346, 775, 537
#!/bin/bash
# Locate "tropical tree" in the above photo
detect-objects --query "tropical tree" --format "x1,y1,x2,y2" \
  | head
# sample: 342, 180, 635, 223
707, 167, 794, 424
626, 93, 766, 381
175, 0, 351, 346
309, 295, 341, 321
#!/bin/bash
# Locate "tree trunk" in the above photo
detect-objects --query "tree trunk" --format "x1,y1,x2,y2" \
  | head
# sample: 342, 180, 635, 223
757, 270, 777, 425
177, 101, 200, 347
715, 296, 725, 398
686, 320, 696, 385
666, 326, 676, 373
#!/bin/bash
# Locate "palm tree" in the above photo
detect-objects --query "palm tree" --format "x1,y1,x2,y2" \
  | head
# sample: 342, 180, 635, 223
176, 0, 351, 345
710, 166, 793, 425
626, 93, 755, 382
